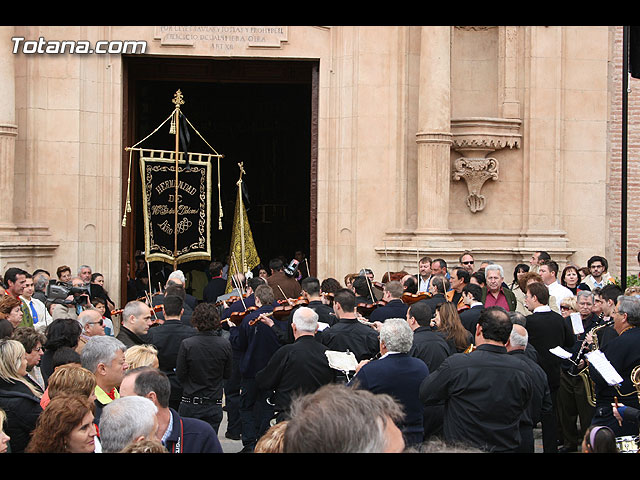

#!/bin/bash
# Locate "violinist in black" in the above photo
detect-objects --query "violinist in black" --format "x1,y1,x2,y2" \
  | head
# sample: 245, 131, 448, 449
368, 280, 409, 323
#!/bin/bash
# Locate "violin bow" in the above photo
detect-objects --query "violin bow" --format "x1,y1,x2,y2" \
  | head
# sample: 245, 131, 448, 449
384, 241, 390, 285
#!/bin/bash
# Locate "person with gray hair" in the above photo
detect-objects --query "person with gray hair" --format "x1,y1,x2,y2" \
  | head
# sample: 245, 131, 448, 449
482, 263, 517, 311
590, 294, 640, 437
255, 306, 335, 424
348, 318, 429, 447
283, 383, 406, 453
506, 323, 554, 453
99, 395, 158, 453
80, 335, 127, 424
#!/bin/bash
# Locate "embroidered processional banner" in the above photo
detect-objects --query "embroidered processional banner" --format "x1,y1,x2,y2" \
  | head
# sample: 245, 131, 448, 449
139, 149, 213, 264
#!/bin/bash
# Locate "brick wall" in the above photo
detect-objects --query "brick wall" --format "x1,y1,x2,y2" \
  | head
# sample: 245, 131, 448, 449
608, 26, 640, 279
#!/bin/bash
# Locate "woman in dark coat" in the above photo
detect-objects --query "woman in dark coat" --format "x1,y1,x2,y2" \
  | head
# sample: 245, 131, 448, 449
0, 339, 43, 453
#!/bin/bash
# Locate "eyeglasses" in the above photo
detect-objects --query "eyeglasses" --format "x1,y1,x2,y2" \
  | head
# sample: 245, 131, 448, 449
462, 261, 474, 265
590, 265, 604, 269
87, 320, 104, 326
560, 306, 572, 311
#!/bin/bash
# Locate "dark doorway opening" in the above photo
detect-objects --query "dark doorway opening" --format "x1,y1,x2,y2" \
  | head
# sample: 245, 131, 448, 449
122, 57, 317, 298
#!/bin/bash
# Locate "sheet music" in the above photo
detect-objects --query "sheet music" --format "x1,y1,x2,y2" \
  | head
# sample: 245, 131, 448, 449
317, 321, 330, 331
549, 346, 573, 359
570, 313, 584, 334
325, 350, 358, 373
585, 350, 624, 386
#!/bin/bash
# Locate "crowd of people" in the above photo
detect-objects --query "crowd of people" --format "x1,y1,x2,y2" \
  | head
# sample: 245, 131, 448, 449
0, 250, 639, 454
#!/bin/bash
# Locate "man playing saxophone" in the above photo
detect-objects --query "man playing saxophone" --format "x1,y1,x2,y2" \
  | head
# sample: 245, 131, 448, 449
557, 291, 617, 453
589, 294, 640, 438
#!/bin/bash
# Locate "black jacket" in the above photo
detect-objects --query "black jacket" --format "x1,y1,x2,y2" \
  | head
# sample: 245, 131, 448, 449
317, 317, 380, 362
176, 330, 232, 400
459, 304, 484, 335
255, 335, 335, 418
409, 326, 454, 372
116, 325, 147, 349
368, 299, 409, 323
147, 319, 197, 376
525, 310, 575, 391
0, 378, 43, 453
419, 344, 533, 453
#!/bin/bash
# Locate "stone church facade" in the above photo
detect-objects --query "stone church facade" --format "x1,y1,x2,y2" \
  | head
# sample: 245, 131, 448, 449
0, 25, 636, 304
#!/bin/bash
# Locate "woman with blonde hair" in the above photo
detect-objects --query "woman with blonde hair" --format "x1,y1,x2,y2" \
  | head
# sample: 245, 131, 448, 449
0, 408, 10, 453
124, 344, 159, 370
0, 339, 43, 452
559, 295, 578, 318
26, 394, 97, 453
431, 301, 473, 353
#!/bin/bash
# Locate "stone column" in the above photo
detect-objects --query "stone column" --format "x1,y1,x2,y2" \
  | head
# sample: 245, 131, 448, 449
0, 27, 18, 235
415, 26, 453, 241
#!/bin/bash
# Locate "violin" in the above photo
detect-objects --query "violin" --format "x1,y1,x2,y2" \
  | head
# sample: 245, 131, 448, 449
228, 306, 258, 326
248, 306, 295, 326
357, 300, 387, 318
401, 291, 432, 305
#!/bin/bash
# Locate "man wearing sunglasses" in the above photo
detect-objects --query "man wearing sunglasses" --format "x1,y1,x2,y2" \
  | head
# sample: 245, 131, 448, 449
76, 309, 106, 353
459, 251, 475, 274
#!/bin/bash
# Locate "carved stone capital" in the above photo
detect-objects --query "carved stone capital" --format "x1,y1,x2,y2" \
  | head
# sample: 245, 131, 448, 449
450, 117, 521, 213
452, 157, 499, 213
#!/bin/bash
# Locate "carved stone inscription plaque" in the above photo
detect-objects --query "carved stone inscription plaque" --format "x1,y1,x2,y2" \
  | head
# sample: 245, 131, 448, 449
154, 26, 288, 51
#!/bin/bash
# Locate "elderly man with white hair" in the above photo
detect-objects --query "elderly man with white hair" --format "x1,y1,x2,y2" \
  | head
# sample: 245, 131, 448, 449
482, 264, 517, 311
99, 395, 159, 453
255, 306, 336, 424
348, 318, 430, 448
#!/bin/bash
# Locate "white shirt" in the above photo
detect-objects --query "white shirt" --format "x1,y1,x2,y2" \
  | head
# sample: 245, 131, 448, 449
533, 305, 552, 313
418, 276, 431, 293
20, 295, 53, 332
546, 281, 573, 307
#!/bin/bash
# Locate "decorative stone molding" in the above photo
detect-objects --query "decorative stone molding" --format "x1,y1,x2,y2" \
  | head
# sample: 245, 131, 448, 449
450, 117, 521, 213
452, 157, 499, 213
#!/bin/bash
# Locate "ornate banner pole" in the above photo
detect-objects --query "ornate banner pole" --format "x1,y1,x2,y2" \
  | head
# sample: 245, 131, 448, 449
170, 90, 184, 270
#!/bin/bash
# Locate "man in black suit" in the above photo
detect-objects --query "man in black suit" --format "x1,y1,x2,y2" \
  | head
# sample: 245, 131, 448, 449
524, 281, 575, 451
255, 306, 336, 424
458, 283, 485, 335
369, 280, 409, 323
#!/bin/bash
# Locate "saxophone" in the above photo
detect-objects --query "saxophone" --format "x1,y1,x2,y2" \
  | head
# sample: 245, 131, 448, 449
569, 318, 614, 407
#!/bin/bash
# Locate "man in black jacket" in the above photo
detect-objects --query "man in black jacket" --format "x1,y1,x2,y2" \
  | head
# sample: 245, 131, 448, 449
147, 294, 197, 410
116, 300, 154, 348
255, 306, 335, 423
524, 281, 575, 450
369, 280, 409, 324
419, 306, 533, 452
458, 283, 485, 335
317, 288, 379, 362
507, 323, 554, 453
300, 276, 337, 327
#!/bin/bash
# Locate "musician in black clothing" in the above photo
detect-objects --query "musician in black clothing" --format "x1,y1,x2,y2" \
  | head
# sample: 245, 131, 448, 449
590, 294, 640, 437
458, 283, 485, 335
300, 276, 337, 327
369, 281, 409, 323
255, 306, 336, 423
317, 289, 379, 362
419, 307, 533, 452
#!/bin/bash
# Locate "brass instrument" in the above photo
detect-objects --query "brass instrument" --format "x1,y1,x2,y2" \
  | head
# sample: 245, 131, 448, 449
568, 319, 614, 407
614, 365, 640, 453
631, 364, 640, 403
